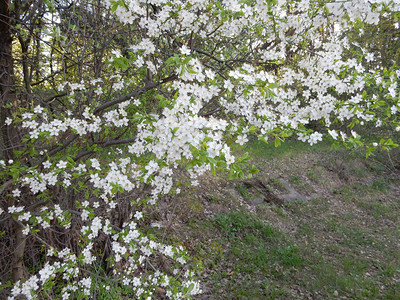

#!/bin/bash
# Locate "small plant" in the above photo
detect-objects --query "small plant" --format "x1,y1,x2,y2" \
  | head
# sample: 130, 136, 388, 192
289, 176, 301, 183
207, 194, 223, 203
307, 168, 319, 182
236, 184, 252, 199
371, 178, 391, 192
268, 178, 287, 192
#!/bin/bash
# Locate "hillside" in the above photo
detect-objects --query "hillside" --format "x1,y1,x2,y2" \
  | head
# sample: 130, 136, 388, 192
155, 140, 400, 299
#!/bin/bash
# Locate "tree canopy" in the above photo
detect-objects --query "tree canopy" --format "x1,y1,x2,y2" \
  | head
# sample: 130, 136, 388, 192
1, 0, 400, 299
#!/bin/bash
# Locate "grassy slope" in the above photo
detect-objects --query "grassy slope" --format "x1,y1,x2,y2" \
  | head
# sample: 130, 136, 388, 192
161, 140, 400, 299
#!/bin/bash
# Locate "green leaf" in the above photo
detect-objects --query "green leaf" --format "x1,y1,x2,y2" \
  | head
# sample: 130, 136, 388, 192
216, 160, 225, 167
186, 67, 197, 74
67, 156, 75, 166
208, 157, 217, 165
183, 56, 192, 64
274, 137, 281, 147
232, 164, 240, 171
132, 113, 142, 121
210, 163, 216, 176
365, 147, 375, 158
242, 152, 249, 160
186, 160, 197, 170
250, 165, 259, 174
268, 82, 279, 89
186, 283, 195, 295
10, 168, 20, 180
165, 56, 176, 67
171, 127, 179, 135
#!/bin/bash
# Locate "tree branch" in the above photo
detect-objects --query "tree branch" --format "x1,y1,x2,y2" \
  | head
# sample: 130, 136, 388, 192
74, 137, 138, 161
93, 74, 177, 115
36, 133, 79, 167
192, 47, 224, 64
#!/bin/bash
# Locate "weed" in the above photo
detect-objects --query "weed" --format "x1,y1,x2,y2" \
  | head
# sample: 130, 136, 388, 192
371, 177, 391, 192
207, 194, 223, 203
338, 226, 375, 248
326, 218, 339, 232
215, 211, 278, 240
236, 184, 251, 199
311, 196, 323, 205
268, 177, 287, 192
273, 245, 303, 267
189, 198, 203, 213
289, 176, 301, 183
284, 199, 308, 214
272, 205, 287, 217
88, 267, 137, 299
358, 199, 393, 219
210, 241, 224, 257
285, 199, 307, 208
342, 256, 369, 274
307, 167, 321, 182
377, 263, 398, 280
354, 166, 365, 177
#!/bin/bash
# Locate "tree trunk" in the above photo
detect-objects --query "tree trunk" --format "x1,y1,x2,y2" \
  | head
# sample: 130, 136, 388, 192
0, 0, 17, 161
12, 223, 27, 283
0, 0, 26, 283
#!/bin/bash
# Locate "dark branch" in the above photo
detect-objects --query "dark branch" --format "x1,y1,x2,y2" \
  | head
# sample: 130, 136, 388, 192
193, 48, 224, 64
74, 137, 137, 161
93, 74, 177, 115
198, 107, 222, 117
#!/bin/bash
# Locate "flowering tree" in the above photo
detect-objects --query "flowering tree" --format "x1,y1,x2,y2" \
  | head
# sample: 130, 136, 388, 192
1, 0, 399, 298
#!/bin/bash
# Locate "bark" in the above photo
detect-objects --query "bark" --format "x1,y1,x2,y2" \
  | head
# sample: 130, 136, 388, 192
0, 0, 26, 283
0, 0, 17, 161
12, 222, 27, 283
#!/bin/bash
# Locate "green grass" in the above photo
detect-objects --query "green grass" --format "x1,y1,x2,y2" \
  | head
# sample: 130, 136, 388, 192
90, 275, 137, 300
358, 199, 394, 219
241, 138, 332, 158
310, 262, 383, 298
370, 177, 391, 192
215, 210, 279, 240
208, 211, 305, 297
207, 207, 398, 299
206, 207, 397, 298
